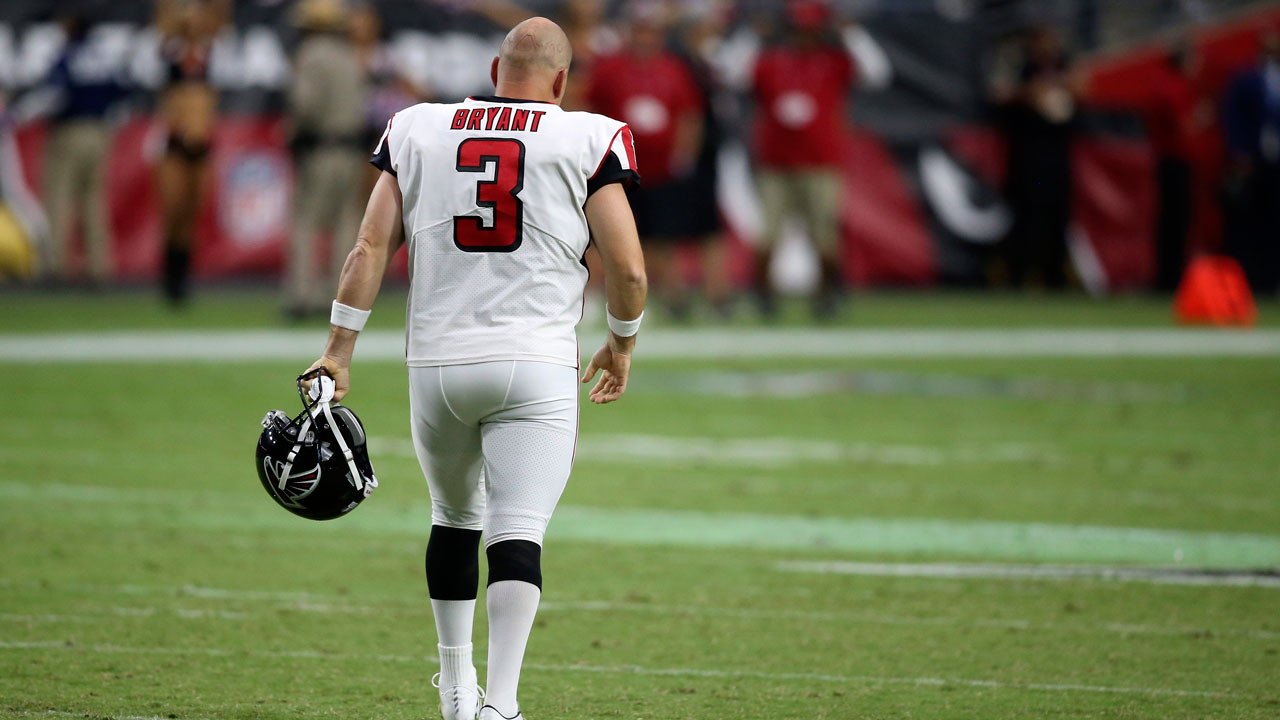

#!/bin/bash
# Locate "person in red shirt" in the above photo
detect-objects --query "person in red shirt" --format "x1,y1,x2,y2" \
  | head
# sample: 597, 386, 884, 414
588, 6, 705, 318
751, 0, 855, 317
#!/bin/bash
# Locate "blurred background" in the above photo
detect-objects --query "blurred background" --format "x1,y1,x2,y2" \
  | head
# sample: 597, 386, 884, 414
1, 0, 1278, 319
4, 4, 1280, 717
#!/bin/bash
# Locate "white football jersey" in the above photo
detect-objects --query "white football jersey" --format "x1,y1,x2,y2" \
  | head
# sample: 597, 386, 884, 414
371, 96, 639, 368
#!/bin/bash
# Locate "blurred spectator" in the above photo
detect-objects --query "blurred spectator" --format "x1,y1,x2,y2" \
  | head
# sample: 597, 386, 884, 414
0, 93, 49, 280
284, 0, 368, 319
1222, 30, 1280, 296
155, 0, 230, 304
350, 2, 427, 199
994, 25, 1080, 291
41, 13, 128, 287
473, 0, 620, 111
588, 4, 705, 319
1147, 43, 1205, 292
750, 0, 854, 318
672, 2, 733, 316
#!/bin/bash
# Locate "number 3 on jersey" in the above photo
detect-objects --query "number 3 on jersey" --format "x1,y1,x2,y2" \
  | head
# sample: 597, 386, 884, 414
453, 138, 525, 252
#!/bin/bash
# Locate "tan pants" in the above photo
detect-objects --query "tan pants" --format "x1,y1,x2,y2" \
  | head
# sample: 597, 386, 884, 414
285, 147, 365, 311
756, 168, 842, 258
43, 121, 112, 281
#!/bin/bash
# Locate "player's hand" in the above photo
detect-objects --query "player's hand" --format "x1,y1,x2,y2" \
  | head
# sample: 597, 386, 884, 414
581, 337, 632, 404
302, 355, 351, 402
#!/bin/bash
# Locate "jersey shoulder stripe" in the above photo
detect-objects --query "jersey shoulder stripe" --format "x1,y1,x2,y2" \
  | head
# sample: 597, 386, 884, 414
369, 112, 396, 175
587, 123, 641, 196
368, 102, 439, 176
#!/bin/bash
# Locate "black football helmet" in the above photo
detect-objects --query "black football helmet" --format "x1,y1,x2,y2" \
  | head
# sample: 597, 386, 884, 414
256, 367, 378, 521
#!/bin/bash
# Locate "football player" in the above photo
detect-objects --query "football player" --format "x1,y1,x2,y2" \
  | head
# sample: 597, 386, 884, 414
304, 17, 646, 720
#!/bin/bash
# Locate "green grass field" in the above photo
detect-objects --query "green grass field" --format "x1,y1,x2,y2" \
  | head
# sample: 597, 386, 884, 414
2, 290, 1279, 719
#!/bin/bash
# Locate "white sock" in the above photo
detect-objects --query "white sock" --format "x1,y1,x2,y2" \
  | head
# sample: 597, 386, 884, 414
432, 598, 476, 687
437, 643, 474, 689
484, 580, 541, 716
432, 598, 476, 647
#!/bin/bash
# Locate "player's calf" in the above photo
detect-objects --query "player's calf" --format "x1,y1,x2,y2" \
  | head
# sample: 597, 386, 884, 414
483, 540, 543, 719
426, 525, 484, 720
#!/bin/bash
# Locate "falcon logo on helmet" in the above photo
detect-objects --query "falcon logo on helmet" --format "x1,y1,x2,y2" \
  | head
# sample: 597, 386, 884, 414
260, 457, 322, 508
255, 367, 378, 521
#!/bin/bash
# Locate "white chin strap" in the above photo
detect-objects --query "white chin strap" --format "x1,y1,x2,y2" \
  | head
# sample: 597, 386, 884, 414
276, 376, 368, 493
277, 414, 313, 493
316, 400, 366, 492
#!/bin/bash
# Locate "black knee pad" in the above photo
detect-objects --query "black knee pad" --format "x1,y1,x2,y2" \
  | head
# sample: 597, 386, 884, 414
425, 525, 483, 600
486, 540, 542, 590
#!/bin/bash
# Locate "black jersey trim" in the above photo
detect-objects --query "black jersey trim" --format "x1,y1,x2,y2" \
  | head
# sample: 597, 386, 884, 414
369, 148, 396, 176
369, 114, 397, 176
587, 152, 641, 197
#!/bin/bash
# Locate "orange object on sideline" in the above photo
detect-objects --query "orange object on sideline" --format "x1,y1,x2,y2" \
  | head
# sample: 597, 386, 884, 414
1174, 255, 1257, 326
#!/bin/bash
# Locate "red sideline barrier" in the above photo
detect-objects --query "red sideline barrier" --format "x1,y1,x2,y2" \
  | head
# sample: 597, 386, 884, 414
17, 115, 297, 281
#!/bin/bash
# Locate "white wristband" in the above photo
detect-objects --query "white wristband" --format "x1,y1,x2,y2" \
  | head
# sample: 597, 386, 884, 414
330, 301, 371, 332
606, 305, 643, 337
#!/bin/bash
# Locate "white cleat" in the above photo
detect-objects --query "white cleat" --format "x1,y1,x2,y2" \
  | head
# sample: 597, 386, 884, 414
432, 668, 484, 720
478, 705, 524, 720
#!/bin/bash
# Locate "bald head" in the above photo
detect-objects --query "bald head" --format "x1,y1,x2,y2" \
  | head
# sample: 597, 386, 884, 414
498, 17, 572, 77
490, 17, 573, 104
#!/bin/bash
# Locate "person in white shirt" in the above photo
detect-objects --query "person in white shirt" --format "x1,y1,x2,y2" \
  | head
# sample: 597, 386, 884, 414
304, 16, 647, 720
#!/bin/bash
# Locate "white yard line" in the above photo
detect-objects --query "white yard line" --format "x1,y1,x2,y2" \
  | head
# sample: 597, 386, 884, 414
535, 601, 1279, 640
777, 560, 1280, 588
0, 640, 1240, 699
3, 327, 1280, 362
30, 712, 213, 720
2, 582, 1275, 641
636, 369, 1193, 402
369, 435, 1061, 468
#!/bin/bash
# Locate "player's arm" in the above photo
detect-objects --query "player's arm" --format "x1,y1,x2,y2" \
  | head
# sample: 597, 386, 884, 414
304, 170, 404, 401
581, 182, 647, 404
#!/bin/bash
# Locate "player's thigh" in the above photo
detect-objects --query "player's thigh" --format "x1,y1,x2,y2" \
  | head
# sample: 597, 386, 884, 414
756, 170, 789, 246
312, 150, 357, 228
479, 361, 578, 547
407, 366, 485, 529
799, 171, 842, 252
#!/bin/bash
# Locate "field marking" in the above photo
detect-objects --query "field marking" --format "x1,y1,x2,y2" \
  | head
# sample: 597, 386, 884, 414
3, 580, 1276, 641
370, 435, 1061, 468
4, 327, 1280, 362
637, 368, 1194, 402
5, 481, 1280, 567
777, 560, 1280, 588
26, 712, 213, 720
0, 613, 100, 624
537, 601, 1280, 640
6, 440, 1271, 513
0, 639, 1242, 699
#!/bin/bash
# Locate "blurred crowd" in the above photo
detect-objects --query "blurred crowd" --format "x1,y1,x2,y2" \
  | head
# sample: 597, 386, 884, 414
1, 0, 1279, 319
989, 20, 1280, 298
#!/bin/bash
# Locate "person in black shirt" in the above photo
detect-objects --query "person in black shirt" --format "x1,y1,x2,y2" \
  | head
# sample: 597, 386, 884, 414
995, 25, 1081, 290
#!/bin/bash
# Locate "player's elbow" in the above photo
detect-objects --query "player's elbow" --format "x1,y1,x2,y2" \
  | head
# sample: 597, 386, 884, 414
614, 264, 647, 295
345, 235, 384, 268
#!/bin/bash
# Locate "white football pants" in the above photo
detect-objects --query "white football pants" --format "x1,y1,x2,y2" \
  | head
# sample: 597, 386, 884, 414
408, 361, 578, 547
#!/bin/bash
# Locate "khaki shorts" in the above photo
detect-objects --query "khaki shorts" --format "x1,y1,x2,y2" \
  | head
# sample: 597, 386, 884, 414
756, 169, 843, 254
